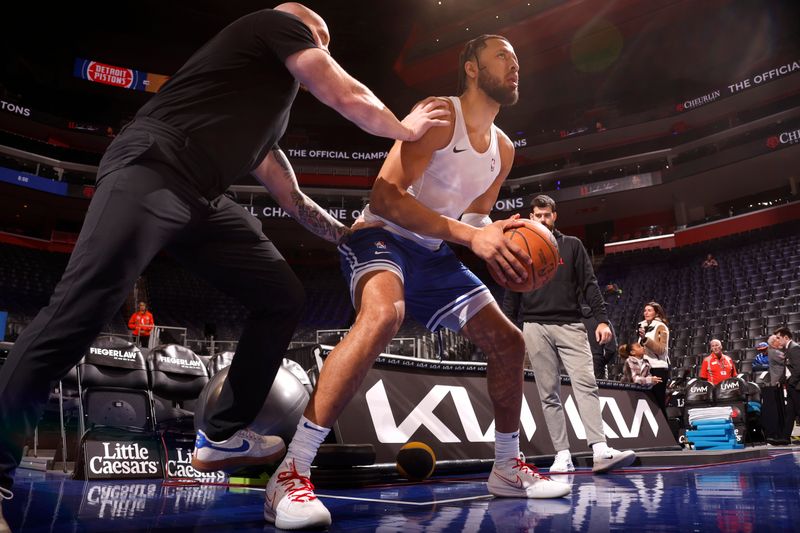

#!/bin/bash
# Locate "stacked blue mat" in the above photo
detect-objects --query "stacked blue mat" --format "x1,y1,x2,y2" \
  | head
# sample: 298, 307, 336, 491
686, 418, 744, 450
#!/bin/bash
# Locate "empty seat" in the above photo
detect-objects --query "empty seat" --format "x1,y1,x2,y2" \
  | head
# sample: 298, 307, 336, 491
148, 344, 210, 432
77, 336, 153, 433
729, 338, 750, 351
208, 350, 236, 376
765, 315, 785, 329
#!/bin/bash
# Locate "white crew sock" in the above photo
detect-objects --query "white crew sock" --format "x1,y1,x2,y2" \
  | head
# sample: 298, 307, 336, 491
592, 442, 609, 456
285, 416, 330, 473
555, 449, 571, 460
494, 430, 521, 463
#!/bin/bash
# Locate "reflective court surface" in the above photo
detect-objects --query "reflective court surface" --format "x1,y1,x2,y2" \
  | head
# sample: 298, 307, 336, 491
4, 450, 800, 532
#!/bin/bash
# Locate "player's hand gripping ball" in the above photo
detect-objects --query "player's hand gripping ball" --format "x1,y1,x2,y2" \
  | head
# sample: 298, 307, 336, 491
490, 220, 560, 292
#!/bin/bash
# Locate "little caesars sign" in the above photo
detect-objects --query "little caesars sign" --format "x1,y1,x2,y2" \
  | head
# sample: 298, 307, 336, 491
85, 441, 163, 479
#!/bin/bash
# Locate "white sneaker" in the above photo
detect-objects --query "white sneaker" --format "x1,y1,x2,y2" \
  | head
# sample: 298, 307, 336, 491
548, 453, 575, 473
488, 456, 571, 499
592, 447, 636, 473
264, 457, 331, 530
0, 487, 12, 533
191, 428, 285, 472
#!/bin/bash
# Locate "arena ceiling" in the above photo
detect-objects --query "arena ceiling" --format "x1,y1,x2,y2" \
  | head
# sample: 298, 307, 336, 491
2, 0, 798, 145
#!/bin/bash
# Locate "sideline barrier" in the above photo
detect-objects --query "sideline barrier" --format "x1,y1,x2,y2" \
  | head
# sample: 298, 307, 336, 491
322, 347, 678, 464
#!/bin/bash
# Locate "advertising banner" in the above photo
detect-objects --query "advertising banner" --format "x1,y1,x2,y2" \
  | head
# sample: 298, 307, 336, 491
325, 350, 676, 463
0, 166, 68, 196
74, 58, 168, 93
676, 59, 799, 112
82, 437, 164, 480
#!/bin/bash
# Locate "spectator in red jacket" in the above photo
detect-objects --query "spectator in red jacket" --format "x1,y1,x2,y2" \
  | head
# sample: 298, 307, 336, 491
128, 301, 154, 344
699, 339, 737, 385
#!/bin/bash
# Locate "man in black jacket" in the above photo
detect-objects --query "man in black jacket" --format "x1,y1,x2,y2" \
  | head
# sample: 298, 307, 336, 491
503, 195, 635, 474
773, 327, 800, 440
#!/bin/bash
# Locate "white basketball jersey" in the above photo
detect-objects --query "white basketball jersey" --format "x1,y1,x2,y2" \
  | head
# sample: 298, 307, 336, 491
362, 96, 502, 250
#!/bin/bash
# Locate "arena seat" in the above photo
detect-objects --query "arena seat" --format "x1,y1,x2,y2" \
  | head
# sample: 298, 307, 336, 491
77, 336, 153, 434
208, 350, 236, 376
147, 344, 209, 432
714, 377, 761, 443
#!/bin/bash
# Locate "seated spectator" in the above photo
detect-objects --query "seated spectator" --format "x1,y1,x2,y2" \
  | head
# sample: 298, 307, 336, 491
753, 341, 770, 372
699, 339, 737, 385
603, 282, 622, 301
701, 253, 719, 269
595, 120, 607, 132
618, 342, 662, 386
128, 301, 154, 345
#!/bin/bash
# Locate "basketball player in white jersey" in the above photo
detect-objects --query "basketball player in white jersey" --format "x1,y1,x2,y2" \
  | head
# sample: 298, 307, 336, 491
263, 35, 571, 530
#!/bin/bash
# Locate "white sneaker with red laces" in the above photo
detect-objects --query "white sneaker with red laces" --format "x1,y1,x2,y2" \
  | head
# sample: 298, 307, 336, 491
264, 457, 331, 530
487, 455, 571, 499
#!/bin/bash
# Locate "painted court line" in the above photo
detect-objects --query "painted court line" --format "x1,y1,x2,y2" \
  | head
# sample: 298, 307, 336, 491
317, 493, 495, 506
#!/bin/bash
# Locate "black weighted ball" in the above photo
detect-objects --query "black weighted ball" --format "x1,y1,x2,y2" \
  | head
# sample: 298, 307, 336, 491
396, 441, 436, 481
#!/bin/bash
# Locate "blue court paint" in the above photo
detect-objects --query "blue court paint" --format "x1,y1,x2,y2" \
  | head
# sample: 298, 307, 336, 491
3, 451, 800, 531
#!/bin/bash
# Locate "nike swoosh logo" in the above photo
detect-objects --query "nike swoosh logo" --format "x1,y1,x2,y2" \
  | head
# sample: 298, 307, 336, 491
453, 146, 468, 153
303, 421, 326, 432
374, 251, 391, 255
204, 440, 250, 453
494, 471, 524, 489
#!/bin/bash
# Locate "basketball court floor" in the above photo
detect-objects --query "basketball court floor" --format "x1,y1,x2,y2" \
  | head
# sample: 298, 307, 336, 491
4, 448, 799, 532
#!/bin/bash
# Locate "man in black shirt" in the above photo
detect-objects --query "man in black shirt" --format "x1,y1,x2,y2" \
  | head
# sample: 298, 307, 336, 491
502, 195, 636, 475
0, 3, 447, 527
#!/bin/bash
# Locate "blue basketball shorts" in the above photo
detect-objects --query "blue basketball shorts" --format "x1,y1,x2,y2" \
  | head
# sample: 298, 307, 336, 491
338, 228, 494, 332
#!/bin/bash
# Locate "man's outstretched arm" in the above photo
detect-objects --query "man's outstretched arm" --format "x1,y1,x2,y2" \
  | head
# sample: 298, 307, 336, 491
252, 148, 350, 245
285, 48, 449, 142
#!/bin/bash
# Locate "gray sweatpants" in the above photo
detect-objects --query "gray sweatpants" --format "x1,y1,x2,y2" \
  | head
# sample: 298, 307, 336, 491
522, 322, 606, 452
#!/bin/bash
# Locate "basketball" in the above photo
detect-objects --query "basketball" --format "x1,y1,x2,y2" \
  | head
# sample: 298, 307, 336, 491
490, 220, 560, 292
396, 442, 436, 481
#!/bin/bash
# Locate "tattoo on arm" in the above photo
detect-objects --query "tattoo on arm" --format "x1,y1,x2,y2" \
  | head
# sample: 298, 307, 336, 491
272, 149, 349, 244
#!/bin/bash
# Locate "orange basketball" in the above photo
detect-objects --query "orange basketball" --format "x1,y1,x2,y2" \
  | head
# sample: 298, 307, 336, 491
490, 220, 560, 292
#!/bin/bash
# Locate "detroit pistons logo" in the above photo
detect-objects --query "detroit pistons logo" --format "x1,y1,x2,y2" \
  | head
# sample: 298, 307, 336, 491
86, 61, 135, 88
490, 158, 496, 172
375, 241, 387, 250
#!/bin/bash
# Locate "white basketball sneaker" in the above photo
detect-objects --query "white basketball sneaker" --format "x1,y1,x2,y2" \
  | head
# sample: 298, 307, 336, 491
592, 447, 636, 473
191, 428, 285, 472
264, 457, 331, 530
488, 455, 571, 499
548, 452, 575, 473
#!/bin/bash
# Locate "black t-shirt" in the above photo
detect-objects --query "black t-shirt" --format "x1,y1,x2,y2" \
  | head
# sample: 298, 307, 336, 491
98, 10, 317, 197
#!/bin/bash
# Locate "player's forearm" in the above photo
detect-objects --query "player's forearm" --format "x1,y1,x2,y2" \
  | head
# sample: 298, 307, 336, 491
370, 178, 476, 246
